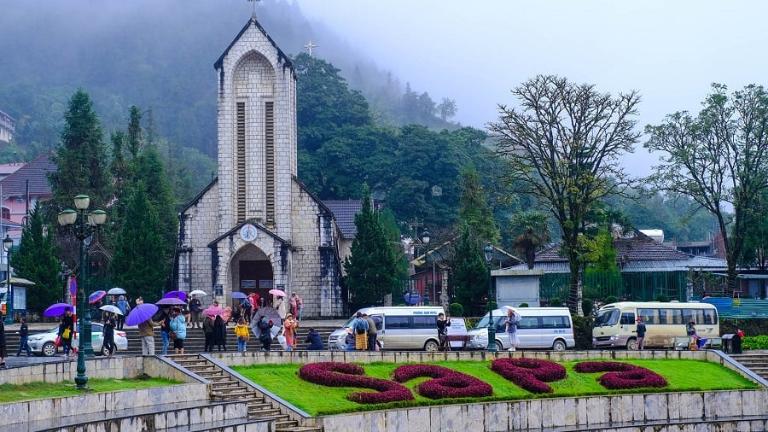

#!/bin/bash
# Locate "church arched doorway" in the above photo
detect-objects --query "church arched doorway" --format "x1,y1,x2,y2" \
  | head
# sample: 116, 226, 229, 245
229, 244, 273, 308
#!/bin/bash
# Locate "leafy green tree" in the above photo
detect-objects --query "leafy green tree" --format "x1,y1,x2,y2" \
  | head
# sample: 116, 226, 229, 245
458, 165, 499, 244
12, 203, 61, 313
379, 208, 409, 296
450, 223, 488, 315
49, 89, 111, 209
344, 186, 399, 309
111, 182, 166, 301
740, 190, 768, 270
508, 211, 550, 269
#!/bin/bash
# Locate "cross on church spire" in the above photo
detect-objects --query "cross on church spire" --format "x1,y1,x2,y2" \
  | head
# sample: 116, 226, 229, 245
247, 0, 260, 18
304, 40, 318, 57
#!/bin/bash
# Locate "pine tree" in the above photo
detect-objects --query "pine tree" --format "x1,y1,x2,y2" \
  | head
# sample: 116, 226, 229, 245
344, 186, 399, 309
109, 131, 129, 228
458, 165, 499, 243
12, 203, 61, 313
49, 89, 111, 209
111, 182, 166, 301
450, 223, 489, 315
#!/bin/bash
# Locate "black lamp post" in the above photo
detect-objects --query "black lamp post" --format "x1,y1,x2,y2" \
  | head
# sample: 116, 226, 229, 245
57, 195, 107, 390
420, 230, 432, 304
484, 243, 497, 353
3, 235, 13, 325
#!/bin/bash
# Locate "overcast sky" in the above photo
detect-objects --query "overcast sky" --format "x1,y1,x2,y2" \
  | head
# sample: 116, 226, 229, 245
298, 0, 768, 176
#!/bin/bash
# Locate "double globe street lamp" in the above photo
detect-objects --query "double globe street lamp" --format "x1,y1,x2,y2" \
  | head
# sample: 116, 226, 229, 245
58, 194, 106, 390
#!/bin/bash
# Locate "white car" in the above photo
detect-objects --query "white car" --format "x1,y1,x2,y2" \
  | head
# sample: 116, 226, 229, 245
27, 323, 128, 357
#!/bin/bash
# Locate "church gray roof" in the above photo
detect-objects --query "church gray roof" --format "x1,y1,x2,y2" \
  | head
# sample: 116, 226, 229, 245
323, 200, 362, 239
214, 16, 293, 72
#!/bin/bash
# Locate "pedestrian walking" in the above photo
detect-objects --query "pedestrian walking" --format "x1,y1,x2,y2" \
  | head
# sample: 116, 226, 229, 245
505, 309, 520, 352
636, 317, 647, 350
0, 319, 6, 368
248, 292, 260, 321
16, 317, 31, 356
213, 315, 227, 351
364, 313, 378, 351
241, 298, 252, 325
687, 320, 698, 350
159, 307, 171, 355
274, 295, 287, 320
283, 313, 298, 351
203, 314, 215, 352
257, 316, 273, 351
59, 308, 75, 358
437, 312, 450, 352
102, 314, 117, 356
235, 318, 250, 352
289, 293, 299, 318
189, 295, 202, 329
116, 295, 130, 330
138, 316, 156, 356
305, 328, 324, 350
352, 312, 369, 351
170, 308, 187, 354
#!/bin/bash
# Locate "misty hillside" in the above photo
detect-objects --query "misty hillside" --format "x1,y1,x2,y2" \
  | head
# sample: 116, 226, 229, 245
0, 0, 455, 160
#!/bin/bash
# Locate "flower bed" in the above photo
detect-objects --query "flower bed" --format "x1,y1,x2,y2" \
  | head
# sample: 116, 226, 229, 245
393, 364, 492, 399
490, 358, 566, 393
575, 361, 668, 389
298, 362, 413, 403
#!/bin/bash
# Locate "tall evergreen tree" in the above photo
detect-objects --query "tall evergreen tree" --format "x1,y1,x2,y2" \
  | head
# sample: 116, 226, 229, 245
109, 131, 129, 227
344, 186, 399, 309
49, 89, 111, 208
458, 165, 500, 243
12, 203, 61, 313
111, 182, 166, 301
126, 106, 143, 159
450, 223, 489, 315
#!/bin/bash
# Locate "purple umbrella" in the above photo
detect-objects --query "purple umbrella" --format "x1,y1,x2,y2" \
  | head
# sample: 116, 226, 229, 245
125, 303, 159, 326
88, 290, 107, 304
163, 290, 187, 302
44, 303, 72, 317
232, 292, 247, 299
156, 297, 186, 306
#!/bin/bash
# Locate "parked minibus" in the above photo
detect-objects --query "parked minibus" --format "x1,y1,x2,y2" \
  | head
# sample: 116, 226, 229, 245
466, 307, 575, 351
328, 306, 446, 351
592, 301, 719, 349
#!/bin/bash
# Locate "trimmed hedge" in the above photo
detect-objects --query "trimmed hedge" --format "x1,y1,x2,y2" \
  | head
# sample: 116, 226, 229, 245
490, 358, 566, 393
742, 335, 768, 350
575, 361, 668, 389
298, 362, 413, 403
393, 364, 492, 399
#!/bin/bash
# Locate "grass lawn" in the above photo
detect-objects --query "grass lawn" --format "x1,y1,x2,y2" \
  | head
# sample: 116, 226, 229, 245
0, 377, 180, 404
234, 359, 758, 416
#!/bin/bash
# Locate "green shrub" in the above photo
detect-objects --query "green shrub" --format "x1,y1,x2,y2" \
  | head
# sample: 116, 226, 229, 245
550, 298, 563, 307
720, 318, 768, 336
518, 303, 529, 308
742, 335, 768, 350
654, 295, 669, 302
572, 315, 594, 350
581, 299, 594, 316
448, 303, 464, 317
604, 296, 618, 304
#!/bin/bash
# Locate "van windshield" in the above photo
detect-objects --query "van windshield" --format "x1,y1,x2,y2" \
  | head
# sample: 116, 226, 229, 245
595, 308, 620, 327
474, 315, 504, 330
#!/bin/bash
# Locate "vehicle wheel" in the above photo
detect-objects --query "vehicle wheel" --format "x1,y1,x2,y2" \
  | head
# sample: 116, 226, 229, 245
42, 342, 57, 357
100, 346, 110, 356
424, 340, 439, 352
552, 339, 567, 352
495, 339, 504, 351
626, 338, 638, 350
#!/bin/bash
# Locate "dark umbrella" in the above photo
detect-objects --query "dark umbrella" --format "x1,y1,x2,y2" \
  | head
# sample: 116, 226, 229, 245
163, 290, 188, 302
44, 303, 72, 317
125, 304, 159, 326
156, 297, 187, 306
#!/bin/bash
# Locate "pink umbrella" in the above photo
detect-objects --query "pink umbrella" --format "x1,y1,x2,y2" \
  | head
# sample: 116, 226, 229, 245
204, 305, 224, 318
88, 290, 107, 304
269, 288, 286, 297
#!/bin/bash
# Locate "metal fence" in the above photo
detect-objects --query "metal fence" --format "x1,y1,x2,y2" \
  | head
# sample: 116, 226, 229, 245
540, 271, 688, 303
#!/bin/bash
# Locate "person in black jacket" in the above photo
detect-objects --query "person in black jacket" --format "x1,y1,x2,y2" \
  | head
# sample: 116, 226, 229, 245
17, 317, 30, 356
203, 315, 215, 352
58, 308, 75, 358
102, 314, 116, 356
213, 315, 227, 351
305, 328, 324, 350
0, 319, 6, 368
257, 316, 273, 351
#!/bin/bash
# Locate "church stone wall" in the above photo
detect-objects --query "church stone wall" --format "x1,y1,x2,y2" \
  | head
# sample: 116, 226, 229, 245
180, 183, 220, 300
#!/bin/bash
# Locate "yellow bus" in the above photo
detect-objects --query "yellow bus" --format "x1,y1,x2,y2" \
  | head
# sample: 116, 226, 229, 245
592, 301, 719, 349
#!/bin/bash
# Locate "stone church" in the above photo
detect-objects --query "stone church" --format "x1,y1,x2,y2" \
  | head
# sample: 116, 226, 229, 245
174, 16, 359, 317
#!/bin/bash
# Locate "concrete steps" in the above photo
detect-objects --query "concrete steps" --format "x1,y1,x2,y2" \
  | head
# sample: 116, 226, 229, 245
731, 353, 768, 380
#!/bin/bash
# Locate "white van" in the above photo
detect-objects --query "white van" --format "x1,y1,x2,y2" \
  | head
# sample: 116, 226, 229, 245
328, 306, 445, 351
466, 307, 575, 351
593, 301, 719, 349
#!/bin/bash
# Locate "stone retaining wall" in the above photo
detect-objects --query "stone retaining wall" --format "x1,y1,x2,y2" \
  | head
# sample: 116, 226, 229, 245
319, 389, 768, 432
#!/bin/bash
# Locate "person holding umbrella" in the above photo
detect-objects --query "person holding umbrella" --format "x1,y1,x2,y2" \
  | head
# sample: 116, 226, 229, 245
116, 295, 130, 330
169, 307, 187, 354
189, 294, 202, 329
102, 313, 117, 356
124, 303, 159, 355
58, 308, 75, 359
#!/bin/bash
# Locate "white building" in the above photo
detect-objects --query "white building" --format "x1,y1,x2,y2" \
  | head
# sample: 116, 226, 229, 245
0, 111, 15, 145
174, 16, 357, 317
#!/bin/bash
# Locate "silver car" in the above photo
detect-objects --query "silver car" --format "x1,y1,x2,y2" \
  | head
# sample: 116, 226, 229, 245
27, 323, 128, 356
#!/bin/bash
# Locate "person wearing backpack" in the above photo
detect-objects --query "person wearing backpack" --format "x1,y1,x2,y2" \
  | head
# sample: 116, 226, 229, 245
241, 298, 252, 325
352, 312, 369, 350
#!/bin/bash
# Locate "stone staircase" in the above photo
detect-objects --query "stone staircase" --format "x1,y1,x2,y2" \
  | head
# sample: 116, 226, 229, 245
169, 354, 321, 432
729, 352, 768, 379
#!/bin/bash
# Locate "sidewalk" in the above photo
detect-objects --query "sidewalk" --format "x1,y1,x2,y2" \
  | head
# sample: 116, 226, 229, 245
3, 318, 348, 332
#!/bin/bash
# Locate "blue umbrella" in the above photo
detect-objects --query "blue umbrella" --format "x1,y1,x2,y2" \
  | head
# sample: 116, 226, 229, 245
44, 303, 72, 317
232, 292, 248, 299
163, 290, 188, 302
125, 303, 159, 326
88, 290, 107, 304
404, 292, 421, 305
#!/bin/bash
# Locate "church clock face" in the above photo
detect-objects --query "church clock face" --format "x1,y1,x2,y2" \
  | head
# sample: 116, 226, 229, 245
240, 224, 258, 242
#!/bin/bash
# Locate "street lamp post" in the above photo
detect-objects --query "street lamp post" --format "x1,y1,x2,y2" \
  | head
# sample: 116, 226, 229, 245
3, 235, 13, 325
57, 195, 107, 390
420, 230, 431, 305
484, 243, 497, 353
